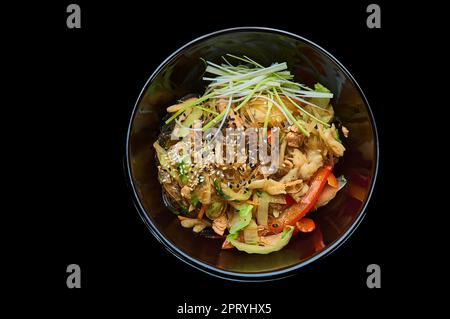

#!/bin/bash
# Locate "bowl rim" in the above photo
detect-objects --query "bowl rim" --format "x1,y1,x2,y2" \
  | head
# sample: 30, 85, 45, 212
125, 26, 379, 282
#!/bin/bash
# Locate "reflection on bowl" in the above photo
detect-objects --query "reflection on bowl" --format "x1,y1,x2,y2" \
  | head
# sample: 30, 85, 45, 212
126, 27, 378, 281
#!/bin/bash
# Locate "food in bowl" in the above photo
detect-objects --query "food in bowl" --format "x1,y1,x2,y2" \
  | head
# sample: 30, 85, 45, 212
153, 54, 349, 254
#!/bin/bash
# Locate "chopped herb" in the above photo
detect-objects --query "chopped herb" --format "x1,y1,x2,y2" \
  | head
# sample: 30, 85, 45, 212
256, 191, 262, 197
180, 175, 188, 185
281, 228, 290, 239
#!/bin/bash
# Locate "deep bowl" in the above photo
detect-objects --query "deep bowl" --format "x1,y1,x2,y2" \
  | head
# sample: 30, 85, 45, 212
125, 27, 378, 281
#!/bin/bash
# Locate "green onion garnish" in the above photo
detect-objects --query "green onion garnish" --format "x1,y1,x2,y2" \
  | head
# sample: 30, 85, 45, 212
166, 55, 334, 136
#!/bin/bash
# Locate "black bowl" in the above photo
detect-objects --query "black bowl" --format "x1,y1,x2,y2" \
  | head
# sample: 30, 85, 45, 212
125, 27, 378, 281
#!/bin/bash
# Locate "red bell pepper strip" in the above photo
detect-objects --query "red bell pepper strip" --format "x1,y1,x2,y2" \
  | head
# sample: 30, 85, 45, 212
269, 165, 333, 233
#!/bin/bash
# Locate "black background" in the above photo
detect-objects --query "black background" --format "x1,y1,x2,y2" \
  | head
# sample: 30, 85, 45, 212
11, 0, 428, 315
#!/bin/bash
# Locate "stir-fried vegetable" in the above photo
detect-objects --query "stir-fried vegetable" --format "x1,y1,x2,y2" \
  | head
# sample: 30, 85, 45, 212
327, 173, 338, 188
153, 141, 177, 179
227, 226, 294, 254
309, 83, 332, 109
177, 160, 189, 185
257, 192, 270, 226
338, 175, 347, 190
296, 218, 316, 233
229, 204, 253, 234
197, 204, 206, 219
220, 183, 252, 201
269, 165, 333, 233
175, 107, 203, 138
205, 202, 224, 219
153, 55, 350, 255
213, 179, 230, 200
243, 219, 258, 245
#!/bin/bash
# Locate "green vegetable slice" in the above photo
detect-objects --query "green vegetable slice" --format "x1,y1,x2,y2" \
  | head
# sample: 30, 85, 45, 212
175, 107, 203, 138
229, 204, 253, 234
205, 202, 224, 219
190, 195, 199, 207
314, 83, 331, 93
153, 141, 178, 179
334, 127, 342, 142
177, 160, 189, 185
227, 226, 294, 254
220, 183, 252, 201
214, 180, 231, 200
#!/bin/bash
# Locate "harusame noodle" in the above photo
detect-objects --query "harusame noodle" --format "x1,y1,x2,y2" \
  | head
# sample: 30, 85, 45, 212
153, 55, 348, 254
